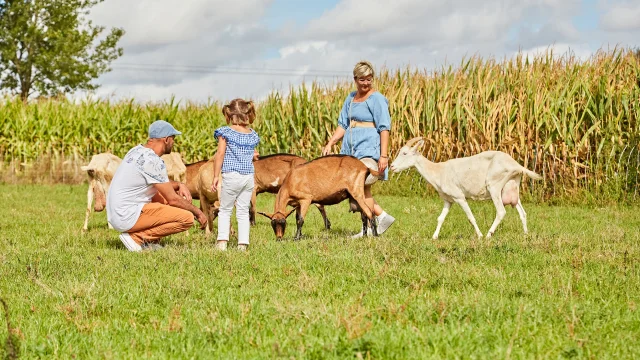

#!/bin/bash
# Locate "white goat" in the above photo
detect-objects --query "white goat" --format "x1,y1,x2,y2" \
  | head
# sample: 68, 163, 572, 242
161, 152, 187, 183
81, 153, 122, 232
390, 137, 543, 239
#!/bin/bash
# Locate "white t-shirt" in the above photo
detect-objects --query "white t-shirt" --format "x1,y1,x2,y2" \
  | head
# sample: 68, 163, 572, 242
106, 145, 170, 232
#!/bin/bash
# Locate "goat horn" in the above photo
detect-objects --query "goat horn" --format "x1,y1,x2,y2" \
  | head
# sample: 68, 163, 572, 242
257, 211, 273, 219
284, 208, 296, 219
403, 137, 424, 148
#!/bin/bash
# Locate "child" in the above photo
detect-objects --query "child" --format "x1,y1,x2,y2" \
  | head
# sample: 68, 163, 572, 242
212, 99, 260, 251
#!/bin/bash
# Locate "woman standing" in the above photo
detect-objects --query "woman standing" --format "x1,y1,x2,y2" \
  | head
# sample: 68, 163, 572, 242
322, 60, 395, 237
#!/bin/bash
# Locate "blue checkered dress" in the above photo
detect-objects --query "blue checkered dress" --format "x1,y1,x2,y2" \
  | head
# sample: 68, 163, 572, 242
214, 126, 260, 175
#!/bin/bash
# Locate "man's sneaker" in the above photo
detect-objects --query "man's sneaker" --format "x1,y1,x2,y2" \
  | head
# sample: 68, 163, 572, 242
119, 233, 142, 252
376, 213, 396, 235
141, 243, 164, 251
237, 244, 248, 252
215, 240, 228, 251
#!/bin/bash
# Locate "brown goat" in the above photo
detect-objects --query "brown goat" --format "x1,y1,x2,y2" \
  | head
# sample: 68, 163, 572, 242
251, 154, 330, 229
185, 160, 208, 200
258, 155, 379, 240
194, 158, 223, 236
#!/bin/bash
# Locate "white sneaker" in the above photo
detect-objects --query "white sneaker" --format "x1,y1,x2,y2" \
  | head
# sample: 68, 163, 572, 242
237, 244, 248, 252
119, 233, 142, 252
215, 240, 228, 251
376, 213, 396, 235
351, 227, 372, 239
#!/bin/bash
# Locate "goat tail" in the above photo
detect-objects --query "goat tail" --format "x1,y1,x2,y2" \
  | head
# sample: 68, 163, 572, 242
521, 167, 543, 180
367, 168, 381, 177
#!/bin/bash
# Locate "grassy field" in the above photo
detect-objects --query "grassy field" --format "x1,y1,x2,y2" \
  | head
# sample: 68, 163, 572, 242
1, 184, 639, 359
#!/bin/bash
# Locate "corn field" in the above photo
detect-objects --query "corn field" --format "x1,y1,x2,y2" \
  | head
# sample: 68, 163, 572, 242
1, 48, 639, 201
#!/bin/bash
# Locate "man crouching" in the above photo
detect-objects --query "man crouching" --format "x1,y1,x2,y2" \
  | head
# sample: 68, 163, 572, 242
106, 120, 207, 251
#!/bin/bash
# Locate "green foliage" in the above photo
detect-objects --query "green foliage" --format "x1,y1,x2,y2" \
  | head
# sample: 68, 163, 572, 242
0, 0, 124, 100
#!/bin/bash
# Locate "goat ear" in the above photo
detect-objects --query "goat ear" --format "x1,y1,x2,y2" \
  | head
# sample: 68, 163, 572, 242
284, 208, 296, 219
257, 211, 273, 219
410, 139, 425, 152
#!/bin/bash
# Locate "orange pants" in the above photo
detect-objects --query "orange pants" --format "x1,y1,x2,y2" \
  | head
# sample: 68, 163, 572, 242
127, 202, 194, 245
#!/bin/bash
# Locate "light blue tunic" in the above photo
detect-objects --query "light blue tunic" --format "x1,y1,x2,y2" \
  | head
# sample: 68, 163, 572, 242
337, 91, 391, 180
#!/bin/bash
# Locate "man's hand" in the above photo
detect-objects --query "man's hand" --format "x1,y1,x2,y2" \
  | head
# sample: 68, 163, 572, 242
253, 149, 260, 161
153, 182, 205, 225
195, 210, 208, 230
178, 183, 192, 202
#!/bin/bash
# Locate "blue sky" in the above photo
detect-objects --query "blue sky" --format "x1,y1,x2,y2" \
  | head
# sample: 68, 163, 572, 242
265, 0, 342, 29
86, 0, 640, 102
573, 0, 599, 31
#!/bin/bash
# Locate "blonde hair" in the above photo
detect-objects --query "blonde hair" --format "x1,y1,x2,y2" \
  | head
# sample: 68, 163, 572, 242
353, 60, 375, 79
222, 98, 256, 126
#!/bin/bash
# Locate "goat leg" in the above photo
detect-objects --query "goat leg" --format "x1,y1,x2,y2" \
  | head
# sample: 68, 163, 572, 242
486, 185, 507, 238
360, 212, 368, 237
369, 213, 378, 237
249, 189, 257, 226
294, 218, 304, 240
515, 199, 528, 234
455, 198, 483, 238
293, 202, 311, 241
315, 204, 331, 230
432, 201, 452, 240
83, 181, 94, 232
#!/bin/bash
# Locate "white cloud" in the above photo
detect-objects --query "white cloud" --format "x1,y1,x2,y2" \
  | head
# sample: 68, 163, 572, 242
600, 1, 640, 31
89, 0, 272, 47
514, 43, 594, 62
77, 0, 639, 103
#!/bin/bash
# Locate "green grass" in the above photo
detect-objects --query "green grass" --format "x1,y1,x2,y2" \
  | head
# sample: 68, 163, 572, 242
1, 184, 639, 359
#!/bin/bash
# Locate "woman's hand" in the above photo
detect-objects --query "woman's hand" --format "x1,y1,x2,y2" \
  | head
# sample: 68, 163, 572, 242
378, 156, 388, 173
322, 143, 332, 156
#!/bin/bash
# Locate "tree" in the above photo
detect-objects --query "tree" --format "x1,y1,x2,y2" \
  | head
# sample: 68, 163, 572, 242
0, 0, 124, 100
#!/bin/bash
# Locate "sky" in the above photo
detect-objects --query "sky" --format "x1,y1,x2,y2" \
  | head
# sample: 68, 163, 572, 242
84, 0, 640, 103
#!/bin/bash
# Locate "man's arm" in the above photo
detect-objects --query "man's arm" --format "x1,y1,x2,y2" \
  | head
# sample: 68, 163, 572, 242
168, 180, 192, 202
153, 182, 207, 229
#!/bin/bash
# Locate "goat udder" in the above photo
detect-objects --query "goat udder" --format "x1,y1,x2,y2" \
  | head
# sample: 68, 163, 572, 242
93, 184, 106, 212
501, 181, 519, 207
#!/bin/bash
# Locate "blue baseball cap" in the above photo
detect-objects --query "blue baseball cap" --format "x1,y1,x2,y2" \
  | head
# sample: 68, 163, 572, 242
148, 120, 182, 139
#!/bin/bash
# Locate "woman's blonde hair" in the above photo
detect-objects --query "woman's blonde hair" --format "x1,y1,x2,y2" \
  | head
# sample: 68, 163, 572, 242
222, 98, 256, 126
353, 60, 375, 79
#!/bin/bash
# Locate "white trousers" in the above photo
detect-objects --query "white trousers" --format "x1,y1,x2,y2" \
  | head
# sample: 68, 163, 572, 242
217, 172, 254, 244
